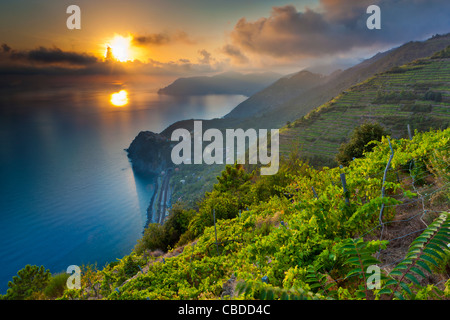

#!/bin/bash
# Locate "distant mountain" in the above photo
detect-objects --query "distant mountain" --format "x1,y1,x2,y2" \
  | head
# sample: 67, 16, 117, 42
157, 71, 281, 96
225, 33, 450, 130
127, 33, 450, 209
224, 70, 328, 119
129, 33, 450, 175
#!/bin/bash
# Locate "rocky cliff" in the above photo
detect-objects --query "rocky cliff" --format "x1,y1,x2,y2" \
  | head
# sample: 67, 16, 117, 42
126, 131, 173, 176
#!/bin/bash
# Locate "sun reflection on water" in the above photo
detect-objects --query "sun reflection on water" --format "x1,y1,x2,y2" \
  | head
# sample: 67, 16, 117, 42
110, 89, 129, 107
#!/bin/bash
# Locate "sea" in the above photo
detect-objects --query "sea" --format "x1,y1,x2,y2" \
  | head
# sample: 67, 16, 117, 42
0, 78, 246, 294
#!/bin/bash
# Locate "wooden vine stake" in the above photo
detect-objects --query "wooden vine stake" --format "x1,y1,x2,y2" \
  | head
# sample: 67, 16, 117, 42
377, 137, 394, 259
339, 165, 349, 205
311, 186, 318, 199
213, 209, 219, 256
407, 123, 413, 140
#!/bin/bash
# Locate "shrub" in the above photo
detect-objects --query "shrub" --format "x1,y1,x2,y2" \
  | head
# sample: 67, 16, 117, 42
3, 265, 51, 300
135, 223, 166, 253
135, 203, 196, 253
44, 273, 70, 299
336, 122, 390, 166
431, 45, 450, 59
423, 90, 442, 102
163, 203, 196, 248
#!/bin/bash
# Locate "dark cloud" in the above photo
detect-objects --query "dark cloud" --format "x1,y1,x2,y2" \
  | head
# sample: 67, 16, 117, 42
9, 46, 98, 66
0, 44, 223, 77
198, 49, 212, 64
1, 44, 11, 53
133, 33, 171, 46
132, 31, 195, 46
228, 0, 450, 59
320, 0, 374, 26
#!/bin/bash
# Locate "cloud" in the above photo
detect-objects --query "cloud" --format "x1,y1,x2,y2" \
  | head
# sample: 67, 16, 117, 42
133, 33, 171, 46
220, 44, 248, 64
198, 49, 212, 64
8, 46, 98, 66
143, 55, 225, 76
0, 43, 225, 77
319, 0, 374, 26
227, 0, 450, 60
1, 44, 11, 53
132, 31, 195, 46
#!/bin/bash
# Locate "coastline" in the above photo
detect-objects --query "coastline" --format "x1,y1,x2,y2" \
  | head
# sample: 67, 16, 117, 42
144, 176, 159, 230
143, 168, 173, 230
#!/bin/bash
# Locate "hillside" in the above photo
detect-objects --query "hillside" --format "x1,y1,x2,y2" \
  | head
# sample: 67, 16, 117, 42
227, 33, 450, 130
279, 51, 450, 166
157, 71, 280, 96
51, 127, 449, 300
4, 51, 450, 301
224, 70, 328, 119
138, 37, 450, 205
125, 36, 450, 213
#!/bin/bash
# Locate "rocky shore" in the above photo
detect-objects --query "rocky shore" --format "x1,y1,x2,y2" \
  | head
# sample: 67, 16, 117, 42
126, 131, 173, 176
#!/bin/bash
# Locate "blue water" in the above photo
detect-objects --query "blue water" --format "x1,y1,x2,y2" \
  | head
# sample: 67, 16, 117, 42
0, 80, 246, 294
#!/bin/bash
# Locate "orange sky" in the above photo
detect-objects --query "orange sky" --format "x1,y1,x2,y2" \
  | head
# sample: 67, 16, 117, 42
0, 1, 302, 63
1, 0, 449, 77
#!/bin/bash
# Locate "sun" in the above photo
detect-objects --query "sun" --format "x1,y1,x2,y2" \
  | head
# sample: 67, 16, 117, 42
105, 35, 134, 62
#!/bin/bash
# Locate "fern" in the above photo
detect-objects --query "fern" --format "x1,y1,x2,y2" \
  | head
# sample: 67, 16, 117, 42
235, 214, 449, 301
338, 214, 449, 300
235, 279, 326, 300
305, 265, 337, 297
385, 213, 450, 300
340, 238, 386, 299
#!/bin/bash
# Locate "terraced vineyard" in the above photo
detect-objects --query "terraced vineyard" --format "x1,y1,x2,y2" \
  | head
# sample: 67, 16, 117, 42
279, 55, 450, 165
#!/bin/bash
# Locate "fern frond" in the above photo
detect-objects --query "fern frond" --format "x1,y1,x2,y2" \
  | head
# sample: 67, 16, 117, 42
235, 279, 326, 300
340, 238, 385, 299
387, 213, 450, 299
342, 240, 382, 270
305, 265, 337, 296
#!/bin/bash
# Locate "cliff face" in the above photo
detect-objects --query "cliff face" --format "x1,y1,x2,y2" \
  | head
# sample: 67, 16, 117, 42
126, 131, 173, 176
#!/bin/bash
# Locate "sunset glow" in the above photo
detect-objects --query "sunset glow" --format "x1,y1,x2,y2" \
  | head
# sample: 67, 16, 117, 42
106, 35, 134, 62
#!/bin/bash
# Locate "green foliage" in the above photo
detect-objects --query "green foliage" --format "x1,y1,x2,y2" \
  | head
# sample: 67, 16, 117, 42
373, 90, 418, 104
385, 213, 450, 300
336, 122, 390, 166
333, 214, 450, 300
213, 163, 253, 201
135, 203, 196, 253
279, 54, 450, 163
423, 90, 442, 102
60, 263, 106, 300
43, 273, 70, 299
431, 45, 450, 59
165, 204, 196, 247
235, 279, 326, 300
339, 239, 386, 299
186, 189, 240, 240
386, 66, 407, 74
178, 163, 254, 241
249, 150, 311, 202
19, 128, 449, 300
135, 223, 166, 253
3, 265, 51, 300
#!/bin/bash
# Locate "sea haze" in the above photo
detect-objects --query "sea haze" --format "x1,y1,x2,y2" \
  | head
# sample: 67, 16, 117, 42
0, 79, 246, 293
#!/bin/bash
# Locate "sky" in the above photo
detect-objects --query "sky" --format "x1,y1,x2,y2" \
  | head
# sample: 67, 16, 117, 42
0, 0, 450, 79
